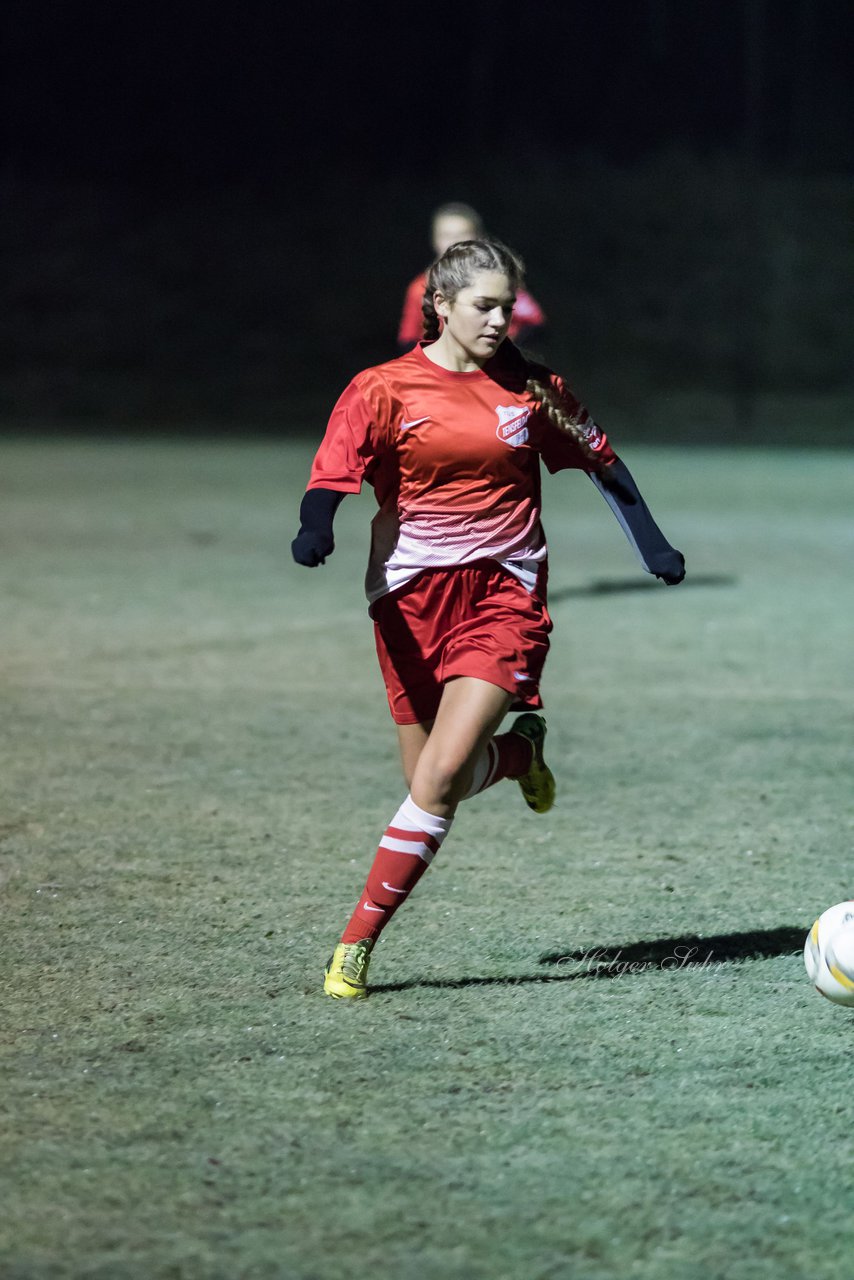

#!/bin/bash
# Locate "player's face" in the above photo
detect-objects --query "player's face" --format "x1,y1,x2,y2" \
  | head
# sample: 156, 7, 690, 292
432, 214, 479, 257
435, 270, 515, 367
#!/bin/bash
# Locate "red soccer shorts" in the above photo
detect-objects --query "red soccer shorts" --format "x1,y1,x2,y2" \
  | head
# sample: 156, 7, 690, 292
371, 559, 552, 725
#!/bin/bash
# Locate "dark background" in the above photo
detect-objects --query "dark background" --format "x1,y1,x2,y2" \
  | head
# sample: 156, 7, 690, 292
3, 1, 853, 440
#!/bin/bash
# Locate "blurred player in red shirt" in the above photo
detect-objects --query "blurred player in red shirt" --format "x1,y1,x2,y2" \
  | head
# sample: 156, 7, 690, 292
293, 238, 684, 999
397, 202, 547, 352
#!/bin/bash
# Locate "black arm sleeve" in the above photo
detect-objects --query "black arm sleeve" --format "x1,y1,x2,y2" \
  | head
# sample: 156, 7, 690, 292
291, 488, 346, 567
591, 459, 685, 585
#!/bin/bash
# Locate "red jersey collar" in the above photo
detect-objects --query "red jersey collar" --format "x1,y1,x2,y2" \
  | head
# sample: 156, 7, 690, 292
413, 339, 494, 381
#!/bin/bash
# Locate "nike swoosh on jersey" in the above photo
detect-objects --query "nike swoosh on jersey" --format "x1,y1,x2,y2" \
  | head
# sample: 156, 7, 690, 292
400, 416, 431, 431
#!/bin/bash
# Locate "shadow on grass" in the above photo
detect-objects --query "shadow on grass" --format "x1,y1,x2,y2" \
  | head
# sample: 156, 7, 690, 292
370, 925, 805, 994
549, 572, 735, 603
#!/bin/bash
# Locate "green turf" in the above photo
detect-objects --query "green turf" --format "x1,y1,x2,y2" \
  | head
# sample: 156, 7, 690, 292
1, 438, 853, 1280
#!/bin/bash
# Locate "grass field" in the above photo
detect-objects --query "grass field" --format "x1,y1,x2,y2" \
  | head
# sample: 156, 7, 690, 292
1, 436, 853, 1280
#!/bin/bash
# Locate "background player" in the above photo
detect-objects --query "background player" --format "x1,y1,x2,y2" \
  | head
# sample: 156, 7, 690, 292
397, 202, 547, 352
293, 237, 684, 999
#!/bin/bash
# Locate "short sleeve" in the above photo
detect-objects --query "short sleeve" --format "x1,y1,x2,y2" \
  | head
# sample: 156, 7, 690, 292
307, 381, 383, 494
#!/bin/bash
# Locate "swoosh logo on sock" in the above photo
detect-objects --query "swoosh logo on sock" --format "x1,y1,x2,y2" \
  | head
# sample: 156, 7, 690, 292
381, 882, 407, 894
362, 902, 385, 913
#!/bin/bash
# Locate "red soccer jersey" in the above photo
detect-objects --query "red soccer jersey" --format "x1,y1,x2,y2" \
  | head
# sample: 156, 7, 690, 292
397, 272, 546, 348
307, 341, 614, 605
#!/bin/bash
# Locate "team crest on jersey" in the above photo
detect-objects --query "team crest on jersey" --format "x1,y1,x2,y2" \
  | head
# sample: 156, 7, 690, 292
495, 405, 530, 447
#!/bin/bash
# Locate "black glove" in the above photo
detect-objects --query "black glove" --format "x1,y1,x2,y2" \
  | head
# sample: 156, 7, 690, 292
291, 528, 334, 566
291, 488, 345, 568
648, 548, 686, 586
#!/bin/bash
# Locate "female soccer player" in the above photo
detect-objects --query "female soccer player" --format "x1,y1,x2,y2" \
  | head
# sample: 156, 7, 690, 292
293, 238, 685, 999
397, 203, 546, 352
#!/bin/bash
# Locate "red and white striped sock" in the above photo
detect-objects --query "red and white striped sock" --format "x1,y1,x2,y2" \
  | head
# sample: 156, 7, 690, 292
340, 795, 454, 944
462, 731, 533, 800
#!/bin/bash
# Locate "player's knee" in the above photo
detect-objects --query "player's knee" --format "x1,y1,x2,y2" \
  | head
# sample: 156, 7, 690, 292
418, 751, 470, 807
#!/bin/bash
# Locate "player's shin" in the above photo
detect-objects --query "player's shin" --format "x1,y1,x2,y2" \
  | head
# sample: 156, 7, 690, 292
340, 795, 454, 944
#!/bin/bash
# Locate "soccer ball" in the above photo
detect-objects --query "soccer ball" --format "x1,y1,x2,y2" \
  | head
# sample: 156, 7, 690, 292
804, 901, 854, 1007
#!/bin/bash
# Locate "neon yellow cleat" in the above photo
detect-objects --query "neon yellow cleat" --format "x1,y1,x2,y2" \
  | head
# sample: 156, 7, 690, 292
323, 938, 374, 999
509, 713, 556, 814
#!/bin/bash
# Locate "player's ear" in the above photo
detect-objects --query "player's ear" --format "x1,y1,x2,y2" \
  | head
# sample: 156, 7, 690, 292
434, 290, 450, 321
